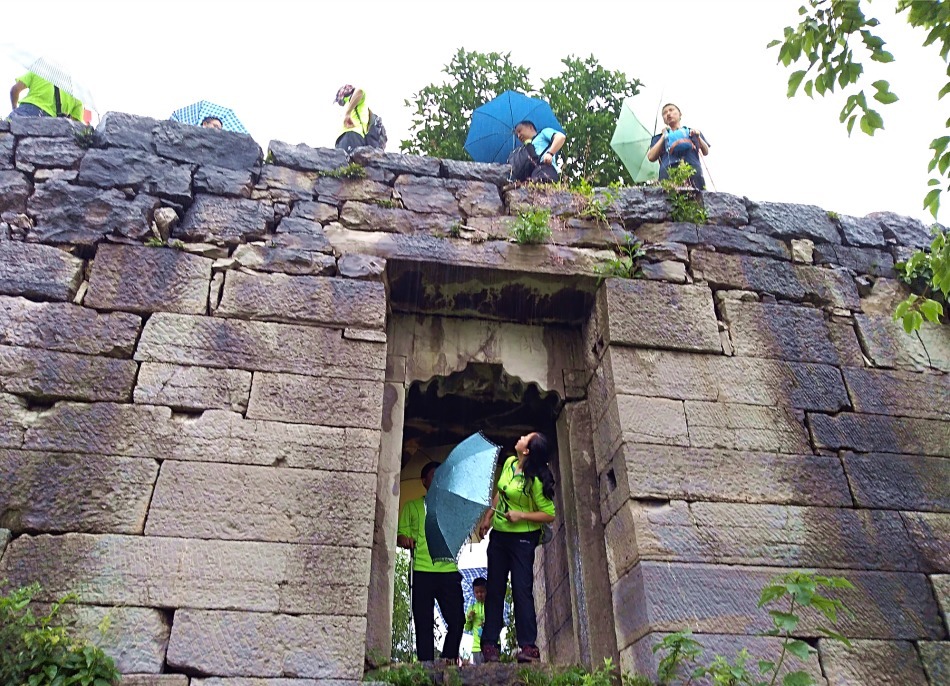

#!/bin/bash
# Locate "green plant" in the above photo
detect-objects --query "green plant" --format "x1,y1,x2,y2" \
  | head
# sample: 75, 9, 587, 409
169, 239, 185, 250
73, 127, 96, 150
510, 207, 552, 245
596, 235, 646, 282
365, 661, 433, 685
826, 210, 840, 221
372, 198, 401, 209
517, 658, 650, 686
144, 236, 165, 247
575, 179, 622, 226
660, 161, 707, 224
315, 162, 366, 179
894, 227, 949, 332
652, 571, 854, 686
446, 221, 463, 238
770, 0, 950, 217
1, 583, 120, 686
264, 150, 276, 165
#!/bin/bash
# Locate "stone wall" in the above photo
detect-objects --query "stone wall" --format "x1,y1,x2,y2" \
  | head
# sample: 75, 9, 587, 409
0, 112, 947, 685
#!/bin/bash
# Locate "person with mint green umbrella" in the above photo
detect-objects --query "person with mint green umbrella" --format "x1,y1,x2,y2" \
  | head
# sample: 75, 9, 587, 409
647, 102, 710, 190
476, 431, 556, 664
397, 461, 464, 662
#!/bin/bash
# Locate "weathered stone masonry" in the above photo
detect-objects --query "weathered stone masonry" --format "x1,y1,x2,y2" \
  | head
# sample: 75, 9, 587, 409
0, 112, 947, 685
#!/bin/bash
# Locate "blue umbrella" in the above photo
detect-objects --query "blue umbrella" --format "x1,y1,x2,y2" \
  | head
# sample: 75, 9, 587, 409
170, 100, 248, 134
464, 91, 564, 164
425, 432, 501, 562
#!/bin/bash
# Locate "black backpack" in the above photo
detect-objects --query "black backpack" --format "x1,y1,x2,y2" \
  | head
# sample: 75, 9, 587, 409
507, 142, 540, 181
365, 111, 388, 150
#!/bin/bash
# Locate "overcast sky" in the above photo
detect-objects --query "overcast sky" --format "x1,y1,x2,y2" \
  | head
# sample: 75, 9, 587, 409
4, 0, 947, 225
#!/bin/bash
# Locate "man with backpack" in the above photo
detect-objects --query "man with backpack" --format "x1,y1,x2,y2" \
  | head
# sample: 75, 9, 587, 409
333, 84, 387, 152
647, 102, 710, 190
508, 120, 566, 184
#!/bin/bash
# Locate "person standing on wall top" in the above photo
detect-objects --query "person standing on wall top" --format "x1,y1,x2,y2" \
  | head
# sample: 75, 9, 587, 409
334, 84, 369, 152
9, 71, 83, 121
477, 431, 557, 664
514, 120, 566, 183
396, 461, 464, 663
646, 102, 710, 190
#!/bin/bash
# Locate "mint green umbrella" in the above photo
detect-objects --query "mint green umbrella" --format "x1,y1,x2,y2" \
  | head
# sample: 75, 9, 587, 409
610, 97, 659, 183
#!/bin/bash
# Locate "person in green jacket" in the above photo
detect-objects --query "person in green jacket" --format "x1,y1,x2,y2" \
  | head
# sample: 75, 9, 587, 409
9, 71, 83, 121
464, 577, 487, 664
477, 432, 556, 664
397, 461, 464, 662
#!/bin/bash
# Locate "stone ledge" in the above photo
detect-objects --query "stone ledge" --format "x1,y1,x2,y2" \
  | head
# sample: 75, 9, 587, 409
810, 413, 950, 457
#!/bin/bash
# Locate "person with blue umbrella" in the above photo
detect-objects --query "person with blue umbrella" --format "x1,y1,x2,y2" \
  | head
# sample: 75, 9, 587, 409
476, 431, 557, 664
396, 461, 464, 663
512, 120, 567, 183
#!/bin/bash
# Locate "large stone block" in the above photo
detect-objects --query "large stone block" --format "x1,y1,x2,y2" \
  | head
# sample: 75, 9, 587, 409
85, 244, 212, 315
919, 641, 949, 686
843, 367, 949, 421
394, 175, 504, 217
339, 201, 458, 234
28, 179, 158, 245
612, 562, 943, 648
95, 112, 158, 151
135, 363, 251, 412
604, 443, 851, 515
16, 136, 85, 168
0, 450, 156, 534
194, 164, 254, 198
1, 527, 11, 556
247, 372, 382, 428
0, 534, 371, 615
0, 241, 83, 301
901, 512, 950, 572
216, 270, 386, 330
854, 313, 949, 372
843, 453, 950, 512
0, 170, 32, 213
614, 395, 688, 447
257, 164, 318, 201
819, 639, 929, 686
814, 242, 895, 277
267, 142, 349, 173
838, 214, 886, 247
176, 194, 274, 246
0, 132, 14, 169
79, 148, 194, 202
600, 279, 721, 353
609, 347, 849, 411
152, 120, 262, 171
749, 200, 840, 244
46, 604, 170, 674
167, 610, 365, 679
622, 500, 917, 571
722, 300, 844, 365
23, 402, 379, 472
933, 575, 949, 621
637, 222, 788, 260
702, 192, 749, 226
146, 461, 375, 545
289, 201, 339, 224
441, 158, 510, 184
232, 244, 336, 277
684, 401, 811, 453
136, 313, 385, 381
810, 413, 950, 457
613, 187, 670, 224
121, 678, 189, 686
274, 217, 333, 252
313, 177, 391, 204
0, 296, 141, 356
0, 345, 137, 402
0, 393, 30, 448
692, 251, 859, 308
351, 147, 441, 176
871, 211, 933, 249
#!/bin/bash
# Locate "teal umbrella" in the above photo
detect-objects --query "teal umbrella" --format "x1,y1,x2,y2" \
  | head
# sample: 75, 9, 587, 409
425, 433, 501, 562
610, 97, 659, 183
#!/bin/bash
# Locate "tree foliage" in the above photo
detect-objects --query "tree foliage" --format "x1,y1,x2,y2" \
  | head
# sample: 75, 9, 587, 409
402, 49, 641, 186
770, 0, 950, 217
400, 48, 531, 160
894, 226, 949, 332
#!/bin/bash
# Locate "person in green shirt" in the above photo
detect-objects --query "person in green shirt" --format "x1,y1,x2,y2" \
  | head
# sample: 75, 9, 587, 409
477, 431, 556, 664
397, 461, 464, 662
333, 84, 370, 153
464, 577, 487, 664
9, 72, 84, 121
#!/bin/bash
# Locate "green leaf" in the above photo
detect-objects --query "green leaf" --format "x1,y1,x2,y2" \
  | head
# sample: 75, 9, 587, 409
788, 70, 807, 97
873, 90, 899, 104
759, 584, 788, 606
939, 82, 950, 100
924, 188, 941, 218
786, 639, 814, 660
759, 659, 777, 674
770, 610, 800, 632
871, 50, 895, 63
767, 39, 782, 48
903, 310, 924, 334
782, 671, 817, 686
920, 299, 944, 324
846, 114, 857, 135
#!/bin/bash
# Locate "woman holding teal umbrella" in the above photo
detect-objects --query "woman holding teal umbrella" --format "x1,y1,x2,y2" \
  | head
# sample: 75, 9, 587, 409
476, 431, 556, 664
647, 102, 710, 190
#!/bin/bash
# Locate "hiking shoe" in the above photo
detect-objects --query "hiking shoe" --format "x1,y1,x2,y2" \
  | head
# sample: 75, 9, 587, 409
481, 642, 500, 663
517, 645, 541, 663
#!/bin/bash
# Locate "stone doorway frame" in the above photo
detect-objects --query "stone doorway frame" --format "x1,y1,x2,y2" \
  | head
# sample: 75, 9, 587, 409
365, 312, 619, 668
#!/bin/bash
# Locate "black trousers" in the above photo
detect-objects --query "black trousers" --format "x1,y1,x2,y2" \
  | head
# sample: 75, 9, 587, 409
335, 130, 365, 153
481, 529, 541, 648
412, 570, 464, 661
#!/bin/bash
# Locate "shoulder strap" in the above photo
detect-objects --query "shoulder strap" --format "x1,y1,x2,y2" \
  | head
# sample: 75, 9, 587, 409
54, 87, 62, 117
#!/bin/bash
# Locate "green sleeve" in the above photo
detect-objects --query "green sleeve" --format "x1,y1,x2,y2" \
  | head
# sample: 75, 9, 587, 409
68, 99, 84, 121
464, 611, 474, 631
532, 478, 556, 517
397, 501, 410, 538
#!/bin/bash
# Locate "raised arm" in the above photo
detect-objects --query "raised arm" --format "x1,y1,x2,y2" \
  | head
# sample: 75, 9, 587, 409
692, 128, 710, 156
343, 88, 365, 129
646, 130, 667, 162
10, 80, 26, 109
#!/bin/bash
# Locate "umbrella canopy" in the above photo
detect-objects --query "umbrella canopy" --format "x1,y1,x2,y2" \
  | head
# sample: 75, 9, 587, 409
4, 46, 96, 110
170, 100, 248, 134
425, 432, 501, 562
610, 97, 659, 183
464, 90, 563, 164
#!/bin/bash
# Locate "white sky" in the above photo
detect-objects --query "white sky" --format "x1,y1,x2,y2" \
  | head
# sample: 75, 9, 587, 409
4, 0, 947, 225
